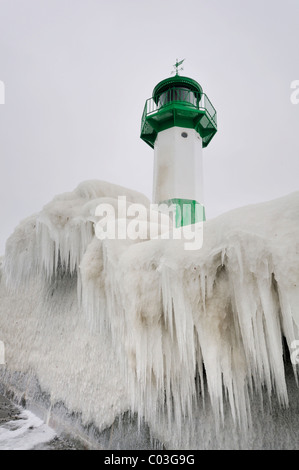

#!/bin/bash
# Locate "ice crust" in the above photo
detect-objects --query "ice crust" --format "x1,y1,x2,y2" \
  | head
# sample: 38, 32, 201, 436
1, 180, 299, 446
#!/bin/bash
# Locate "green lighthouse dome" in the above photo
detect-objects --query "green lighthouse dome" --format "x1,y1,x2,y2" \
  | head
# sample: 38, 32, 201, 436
152, 75, 203, 105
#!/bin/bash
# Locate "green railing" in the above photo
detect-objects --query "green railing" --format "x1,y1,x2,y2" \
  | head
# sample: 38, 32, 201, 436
141, 87, 217, 132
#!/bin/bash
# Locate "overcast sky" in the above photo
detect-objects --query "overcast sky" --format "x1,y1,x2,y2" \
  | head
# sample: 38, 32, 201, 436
0, 0, 298, 254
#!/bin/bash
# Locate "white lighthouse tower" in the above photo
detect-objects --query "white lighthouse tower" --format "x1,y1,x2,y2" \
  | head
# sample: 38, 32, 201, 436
140, 60, 217, 227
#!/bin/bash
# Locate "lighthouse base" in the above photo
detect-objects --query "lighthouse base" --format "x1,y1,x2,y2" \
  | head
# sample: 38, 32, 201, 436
161, 198, 205, 227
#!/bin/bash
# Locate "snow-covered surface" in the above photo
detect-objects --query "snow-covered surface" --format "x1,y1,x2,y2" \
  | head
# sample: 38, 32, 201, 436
0, 410, 56, 450
1, 180, 299, 448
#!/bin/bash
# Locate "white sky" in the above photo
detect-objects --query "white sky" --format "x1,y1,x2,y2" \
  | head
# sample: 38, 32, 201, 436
0, 0, 299, 254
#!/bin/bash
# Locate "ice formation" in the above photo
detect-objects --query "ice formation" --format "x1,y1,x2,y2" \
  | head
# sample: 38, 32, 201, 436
0, 410, 56, 450
1, 179, 299, 448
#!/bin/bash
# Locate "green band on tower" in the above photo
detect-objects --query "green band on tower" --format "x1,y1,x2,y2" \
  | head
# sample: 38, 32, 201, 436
163, 198, 206, 227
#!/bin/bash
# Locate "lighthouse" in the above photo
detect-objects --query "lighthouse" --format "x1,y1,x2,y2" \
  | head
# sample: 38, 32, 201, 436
140, 60, 217, 227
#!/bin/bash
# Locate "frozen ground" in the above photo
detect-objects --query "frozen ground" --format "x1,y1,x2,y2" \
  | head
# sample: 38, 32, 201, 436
0, 394, 83, 450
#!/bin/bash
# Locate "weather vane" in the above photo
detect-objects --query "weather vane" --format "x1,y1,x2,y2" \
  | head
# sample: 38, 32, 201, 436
172, 58, 185, 76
